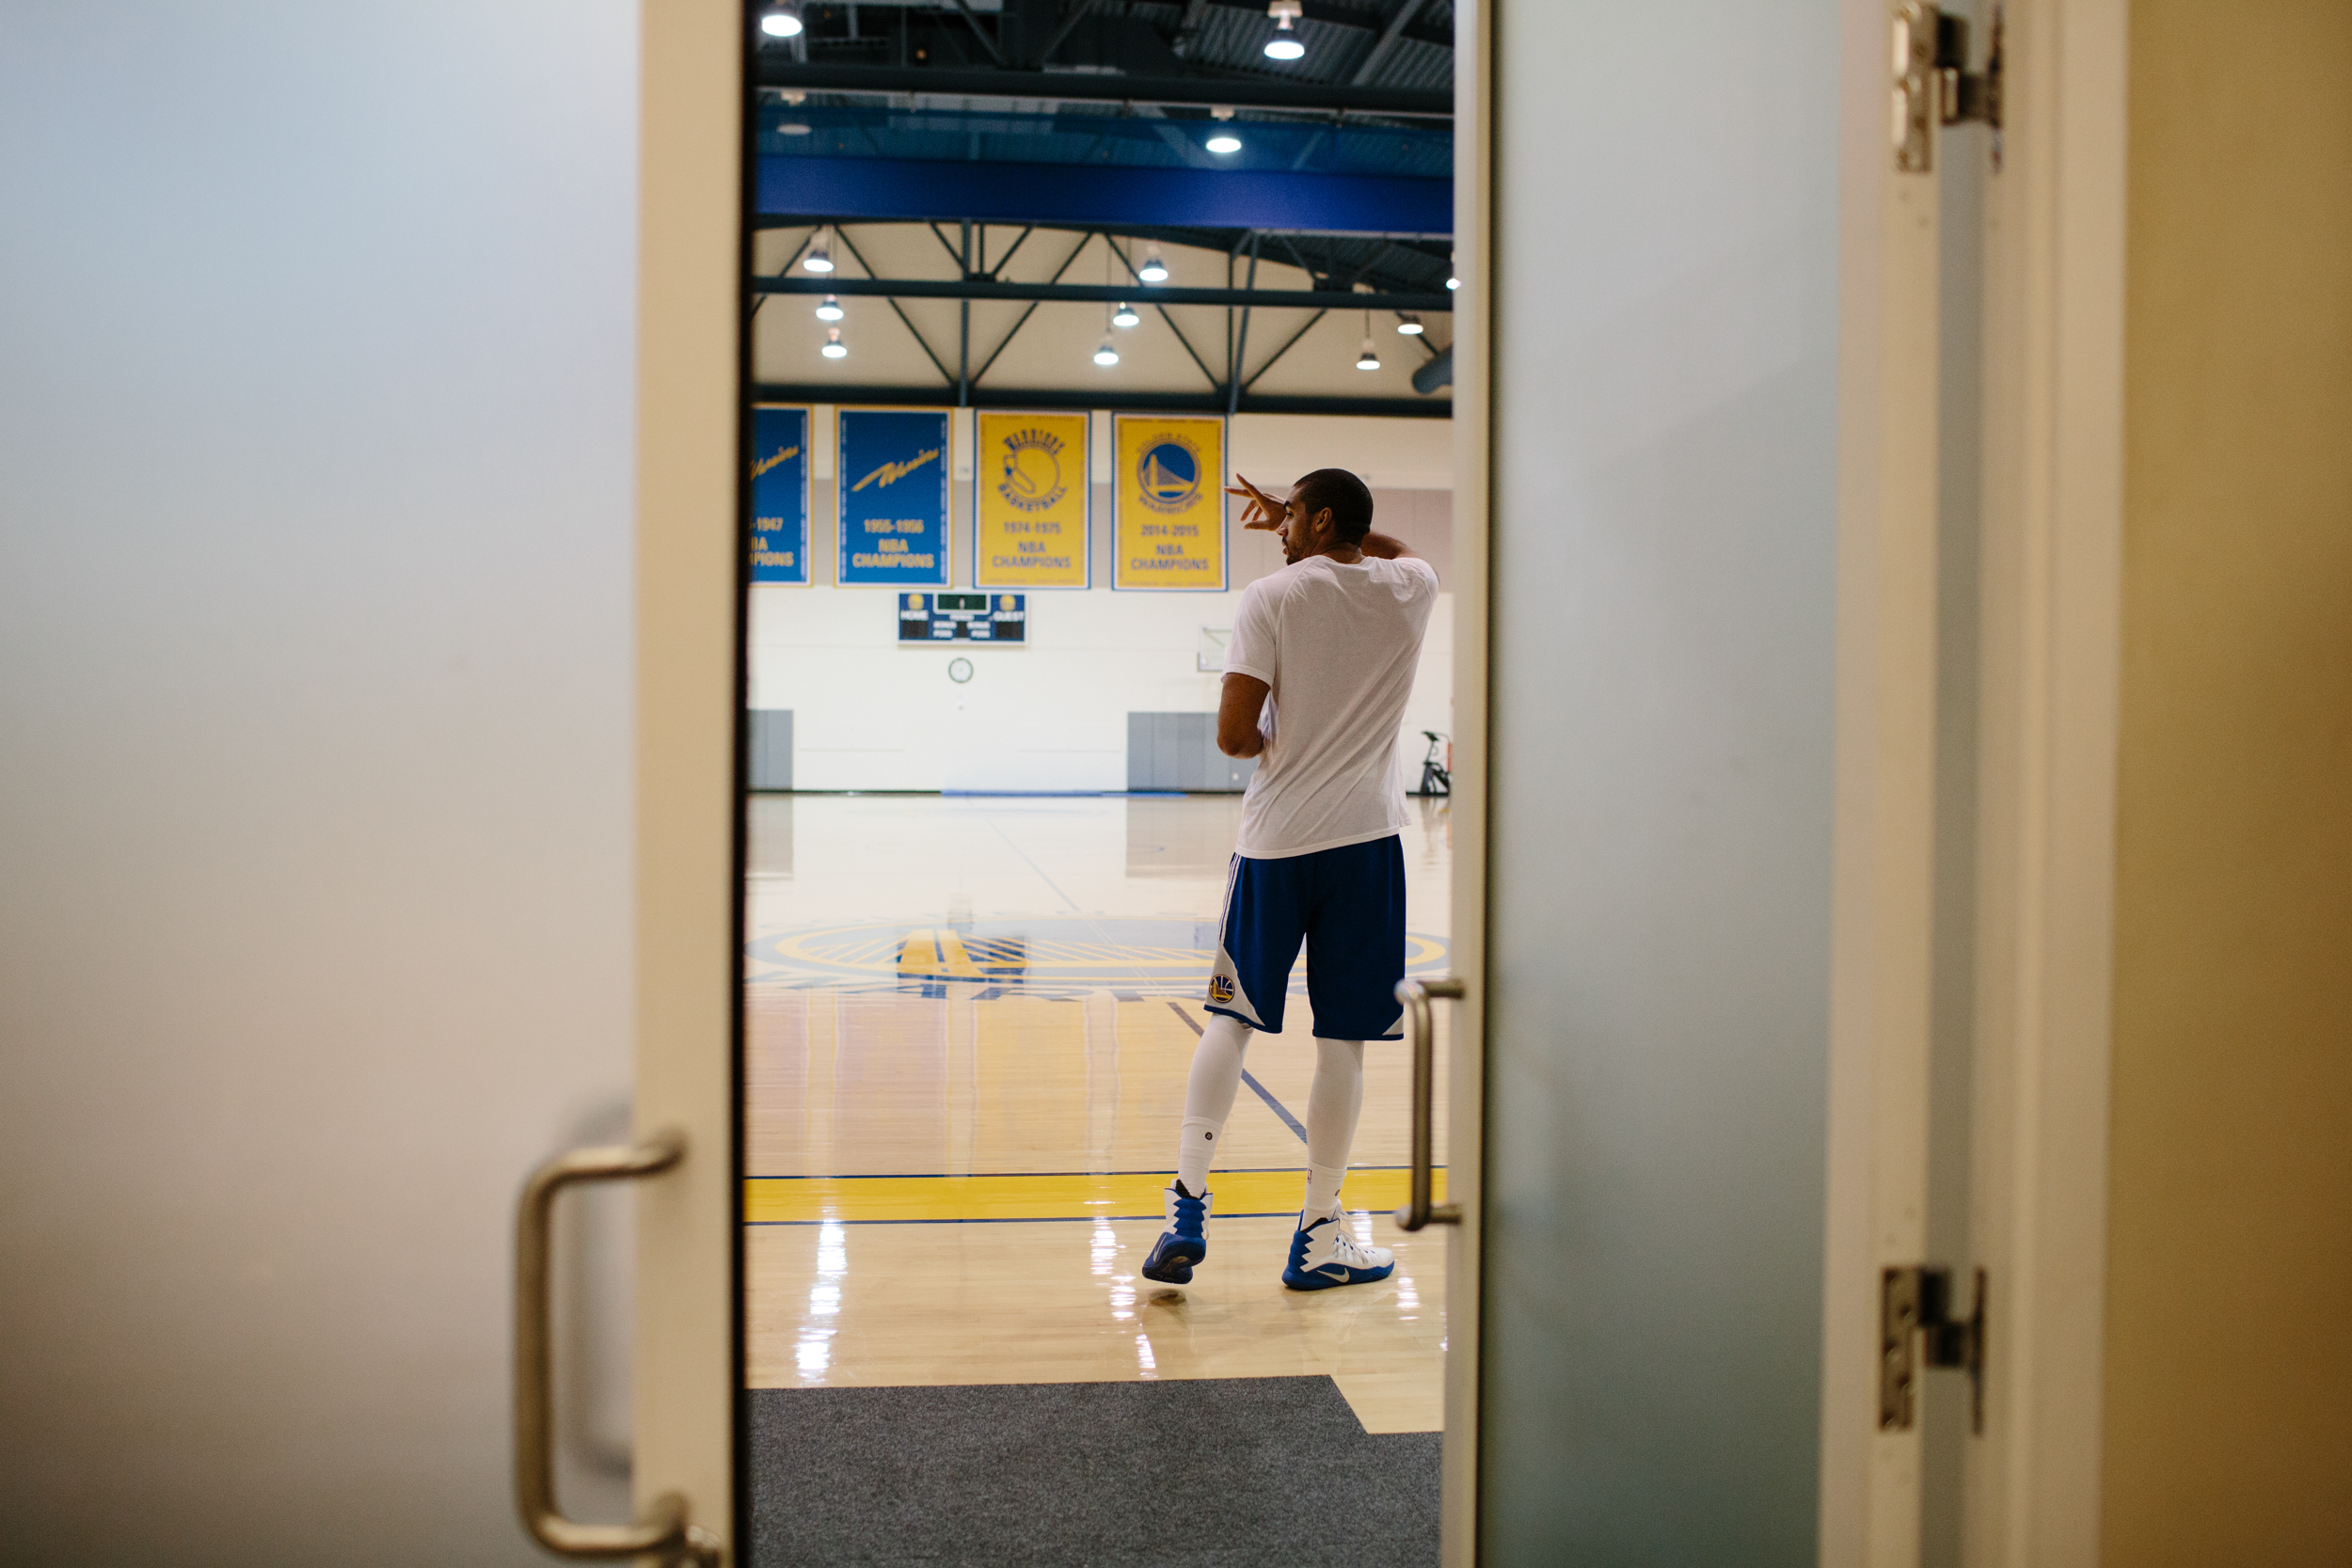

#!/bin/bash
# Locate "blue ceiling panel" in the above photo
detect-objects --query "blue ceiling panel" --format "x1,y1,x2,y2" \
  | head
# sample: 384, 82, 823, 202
757, 154, 1452, 235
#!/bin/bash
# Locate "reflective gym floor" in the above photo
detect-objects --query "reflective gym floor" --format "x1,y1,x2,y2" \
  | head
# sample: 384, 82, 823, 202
742, 793, 1453, 1433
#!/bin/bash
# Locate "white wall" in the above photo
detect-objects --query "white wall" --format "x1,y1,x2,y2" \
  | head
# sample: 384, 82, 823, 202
750, 412, 1455, 791
0, 4, 641, 1561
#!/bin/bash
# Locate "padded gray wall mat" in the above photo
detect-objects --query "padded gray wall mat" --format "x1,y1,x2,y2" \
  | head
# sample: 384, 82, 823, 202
748, 1375, 1438, 1567
1127, 711, 1258, 792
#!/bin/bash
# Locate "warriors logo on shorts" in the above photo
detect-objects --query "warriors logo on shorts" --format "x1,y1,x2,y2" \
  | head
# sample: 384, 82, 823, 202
1207, 974, 1235, 1004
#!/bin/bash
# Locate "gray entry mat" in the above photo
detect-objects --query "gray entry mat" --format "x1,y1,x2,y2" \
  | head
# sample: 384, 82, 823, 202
748, 1376, 1439, 1567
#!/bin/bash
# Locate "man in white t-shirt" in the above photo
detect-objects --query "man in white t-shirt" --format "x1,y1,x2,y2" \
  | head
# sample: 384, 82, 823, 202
1142, 467, 1440, 1291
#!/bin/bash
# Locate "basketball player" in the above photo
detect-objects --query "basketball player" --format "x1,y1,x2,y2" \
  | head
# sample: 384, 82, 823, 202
1143, 467, 1439, 1291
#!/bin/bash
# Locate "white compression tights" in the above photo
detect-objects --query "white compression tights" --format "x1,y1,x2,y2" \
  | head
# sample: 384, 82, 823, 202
1176, 1013, 1366, 1218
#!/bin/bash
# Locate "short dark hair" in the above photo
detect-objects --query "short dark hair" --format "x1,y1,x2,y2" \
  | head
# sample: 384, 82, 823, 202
1292, 467, 1375, 545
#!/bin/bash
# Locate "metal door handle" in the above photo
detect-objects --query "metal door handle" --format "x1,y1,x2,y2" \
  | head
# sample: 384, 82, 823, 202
1391, 977, 1465, 1230
515, 1131, 718, 1564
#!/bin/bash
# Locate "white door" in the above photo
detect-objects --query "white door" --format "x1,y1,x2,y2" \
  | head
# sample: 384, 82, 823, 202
515, 1, 744, 1561
1467, 0, 2128, 1562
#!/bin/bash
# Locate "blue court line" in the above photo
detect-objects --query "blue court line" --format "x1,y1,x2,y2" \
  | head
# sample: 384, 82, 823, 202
1243, 1074, 1309, 1143
942, 789, 1114, 797
1165, 1001, 1310, 1144
979, 807, 1083, 913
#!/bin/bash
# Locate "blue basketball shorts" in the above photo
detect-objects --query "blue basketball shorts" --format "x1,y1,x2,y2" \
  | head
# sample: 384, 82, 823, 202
1202, 835, 1407, 1040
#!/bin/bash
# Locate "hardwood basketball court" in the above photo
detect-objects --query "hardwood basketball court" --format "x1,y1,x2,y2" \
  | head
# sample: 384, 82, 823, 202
741, 792, 1454, 1434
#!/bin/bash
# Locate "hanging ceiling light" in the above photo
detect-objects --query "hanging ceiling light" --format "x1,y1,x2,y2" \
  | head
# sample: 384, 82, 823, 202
1263, 0, 1305, 59
1357, 313, 1380, 372
814, 293, 843, 322
1102, 245, 1138, 339
1445, 251, 1459, 291
1395, 312, 1424, 336
1205, 131, 1243, 154
803, 228, 834, 274
759, 5, 803, 38
820, 326, 847, 359
1137, 244, 1169, 283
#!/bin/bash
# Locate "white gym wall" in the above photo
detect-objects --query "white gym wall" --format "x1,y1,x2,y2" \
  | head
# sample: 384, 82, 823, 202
749, 411, 1456, 791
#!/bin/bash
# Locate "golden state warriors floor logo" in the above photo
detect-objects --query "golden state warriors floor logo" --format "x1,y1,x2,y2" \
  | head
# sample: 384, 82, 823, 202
996, 427, 1068, 513
746, 916, 1448, 997
1136, 436, 1201, 514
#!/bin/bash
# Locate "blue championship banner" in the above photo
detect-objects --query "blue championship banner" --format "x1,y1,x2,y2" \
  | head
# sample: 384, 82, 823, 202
749, 405, 810, 584
837, 407, 949, 587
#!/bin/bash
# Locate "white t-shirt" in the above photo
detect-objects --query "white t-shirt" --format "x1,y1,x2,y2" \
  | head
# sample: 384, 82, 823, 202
1223, 553, 1440, 859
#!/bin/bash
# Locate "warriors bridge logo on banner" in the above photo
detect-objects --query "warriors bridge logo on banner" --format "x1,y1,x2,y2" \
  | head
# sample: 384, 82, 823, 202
1113, 413, 1226, 592
1135, 435, 1201, 514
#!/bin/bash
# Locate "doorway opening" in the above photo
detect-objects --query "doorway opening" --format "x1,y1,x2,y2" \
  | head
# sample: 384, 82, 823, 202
730, 7, 1459, 1561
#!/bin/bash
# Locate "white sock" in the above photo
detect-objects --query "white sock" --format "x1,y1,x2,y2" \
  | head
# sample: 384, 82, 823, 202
1176, 1013, 1250, 1195
1301, 1037, 1365, 1216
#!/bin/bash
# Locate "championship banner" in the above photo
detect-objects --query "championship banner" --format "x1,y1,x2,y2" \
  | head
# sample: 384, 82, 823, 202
749, 405, 809, 584
837, 407, 949, 587
974, 411, 1090, 590
1113, 414, 1227, 591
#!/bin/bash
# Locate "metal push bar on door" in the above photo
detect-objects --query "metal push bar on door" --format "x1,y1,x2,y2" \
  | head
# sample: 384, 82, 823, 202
514, 1131, 719, 1564
1391, 976, 1465, 1230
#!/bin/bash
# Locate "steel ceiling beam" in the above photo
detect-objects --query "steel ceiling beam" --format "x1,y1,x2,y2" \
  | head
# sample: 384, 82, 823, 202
751, 276, 1451, 311
750, 383, 1450, 419
754, 215, 1452, 297
1349, 0, 1437, 86
752, 62, 1452, 118
1194, 0, 1452, 52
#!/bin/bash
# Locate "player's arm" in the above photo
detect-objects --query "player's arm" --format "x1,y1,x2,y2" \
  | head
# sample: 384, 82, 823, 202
1216, 673, 1271, 758
1358, 531, 1418, 562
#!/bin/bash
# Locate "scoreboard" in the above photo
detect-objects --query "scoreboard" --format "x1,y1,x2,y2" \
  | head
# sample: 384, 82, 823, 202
897, 593, 1026, 643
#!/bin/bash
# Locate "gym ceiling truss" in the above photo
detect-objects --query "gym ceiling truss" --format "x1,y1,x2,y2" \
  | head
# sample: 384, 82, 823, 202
757, 0, 1452, 98
752, 220, 1449, 417
753, 0, 1454, 416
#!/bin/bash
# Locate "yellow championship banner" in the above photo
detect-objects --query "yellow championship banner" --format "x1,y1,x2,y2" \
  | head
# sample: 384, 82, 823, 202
1113, 413, 1227, 591
973, 411, 1090, 589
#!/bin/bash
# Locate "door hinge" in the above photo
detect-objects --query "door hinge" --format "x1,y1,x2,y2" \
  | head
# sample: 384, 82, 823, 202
1879, 1264, 1986, 1433
1891, 3, 2005, 173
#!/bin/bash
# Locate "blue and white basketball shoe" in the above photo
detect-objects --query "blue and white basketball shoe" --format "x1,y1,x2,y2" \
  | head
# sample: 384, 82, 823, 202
1140, 1181, 1211, 1284
1281, 1208, 1395, 1291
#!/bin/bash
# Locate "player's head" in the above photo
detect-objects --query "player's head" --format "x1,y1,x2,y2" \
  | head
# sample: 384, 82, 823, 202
1281, 467, 1375, 562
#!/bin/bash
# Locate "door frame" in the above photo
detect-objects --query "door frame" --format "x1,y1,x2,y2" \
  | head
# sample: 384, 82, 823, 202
631, 5, 1496, 1563
1817, 0, 2129, 1563
631, 0, 745, 1559
1445, 1, 1493, 1563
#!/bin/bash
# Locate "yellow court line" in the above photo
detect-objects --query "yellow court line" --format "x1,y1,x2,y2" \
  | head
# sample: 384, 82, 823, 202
745, 1167, 1449, 1224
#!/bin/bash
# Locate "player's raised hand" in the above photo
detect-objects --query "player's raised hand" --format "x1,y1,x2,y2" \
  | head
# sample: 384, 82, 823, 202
1224, 473, 1287, 531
